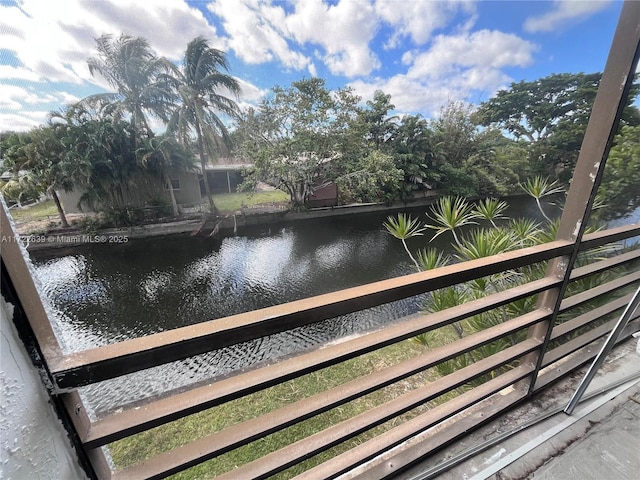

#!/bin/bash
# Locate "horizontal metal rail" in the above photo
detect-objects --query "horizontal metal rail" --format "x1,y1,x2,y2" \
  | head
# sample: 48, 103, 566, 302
291, 366, 534, 480
108, 326, 545, 478
552, 293, 635, 341
559, 272, 640, 313
48, 225, 640, 478
577, 223, 640, 251
534, 318, 640, 392
544, 317, 626, 368
569, 248, 640, 282
210, 348, 538, 480
55, 225, 640, 391
51, 240, 573, 389
80, 279, 556, 448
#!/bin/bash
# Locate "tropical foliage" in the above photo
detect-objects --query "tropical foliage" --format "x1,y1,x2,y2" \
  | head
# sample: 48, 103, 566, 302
168, 36, 241, 213
2, 50, 640, 224
385, 181, 620, 385
233, 78, 364, 208
0, 33, 237, 225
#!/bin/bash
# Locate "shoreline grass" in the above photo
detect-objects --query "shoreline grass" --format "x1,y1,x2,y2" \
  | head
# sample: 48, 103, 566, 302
108, 338, 438, 479
6, 199, 58, 220
213, 190, 289, 213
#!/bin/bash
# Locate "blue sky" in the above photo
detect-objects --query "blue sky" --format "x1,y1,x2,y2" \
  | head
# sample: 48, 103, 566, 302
0, 0, 629, 132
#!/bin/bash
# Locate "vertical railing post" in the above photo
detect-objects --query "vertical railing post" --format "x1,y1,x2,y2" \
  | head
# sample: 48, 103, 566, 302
1, 201, 110, 478
524, 0, 640, 394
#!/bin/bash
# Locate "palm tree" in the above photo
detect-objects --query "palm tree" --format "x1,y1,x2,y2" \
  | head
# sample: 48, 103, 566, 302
84, 34, 175, 141
5, 125, 77, 227
137, 135, 196, 216
168, 36, 241, 214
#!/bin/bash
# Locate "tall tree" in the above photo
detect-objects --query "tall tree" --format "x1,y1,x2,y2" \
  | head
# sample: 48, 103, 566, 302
429, 101, 480, 196
475, 72, 640, 181
137, 135, 197, 216
389, 114, 440, 198
84, 34, 175, 139
234, 78, 362, 208
1, 125, 81, 227
596, 125, 640, 219
360, 90, 397, 151
168, 36, 241, 214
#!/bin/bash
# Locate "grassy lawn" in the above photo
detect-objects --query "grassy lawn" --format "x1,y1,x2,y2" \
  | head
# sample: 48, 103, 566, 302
6, 191, 289, 224
212, 190, 289, 213
7, 199, 58, 220
108, 339, 440, 479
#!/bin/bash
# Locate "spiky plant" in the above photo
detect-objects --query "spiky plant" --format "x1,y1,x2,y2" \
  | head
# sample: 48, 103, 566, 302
510, 218, 543, 247
473, 198, 509, 228
426, 196, 479, 247
454, 228, 517, 261
520, 176, 564, 223
384, 213, 426, 272
416, 248, 450, 271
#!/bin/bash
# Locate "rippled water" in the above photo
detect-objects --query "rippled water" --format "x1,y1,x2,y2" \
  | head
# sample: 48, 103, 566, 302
30, 198, 552, 414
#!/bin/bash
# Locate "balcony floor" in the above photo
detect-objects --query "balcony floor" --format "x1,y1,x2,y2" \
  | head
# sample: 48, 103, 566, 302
394, 337, 640, 480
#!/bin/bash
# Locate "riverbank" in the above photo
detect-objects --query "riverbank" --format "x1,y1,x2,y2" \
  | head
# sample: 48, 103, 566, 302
21, 194, 444, 251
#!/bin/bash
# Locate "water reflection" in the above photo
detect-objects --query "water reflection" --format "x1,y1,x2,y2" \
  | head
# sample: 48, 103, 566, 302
30, 197, 553, 414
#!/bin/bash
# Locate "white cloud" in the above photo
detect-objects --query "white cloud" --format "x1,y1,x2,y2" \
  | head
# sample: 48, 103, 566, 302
350, 30, 537, 116
1, 85, 58, 110
0, 0, 224, 87
0, 111, 50, 132
407, 30, 536, 89
0, 65, 42, 82
208, 0, 311, 70
209, 0, 380, 77
524, 0, 611, 33
375, 0, 476, 48
285, 0, 380, 77
350, 75, 458, 117
235, 78, 267, 104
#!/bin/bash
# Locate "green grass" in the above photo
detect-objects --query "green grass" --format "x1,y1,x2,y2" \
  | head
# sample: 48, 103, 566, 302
7, 199, 58, 220
7, 191, 289, 225
108, 339, 440, 479
212, 190, 289, 213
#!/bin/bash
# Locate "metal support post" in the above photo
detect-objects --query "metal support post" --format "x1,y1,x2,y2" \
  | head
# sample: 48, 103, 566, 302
564, 284, 640, 414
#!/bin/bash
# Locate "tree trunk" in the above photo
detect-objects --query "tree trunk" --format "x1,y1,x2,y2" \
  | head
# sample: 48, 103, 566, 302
164, 174, 180, 217
50, 187, 69, 228
196, 123, 217, 215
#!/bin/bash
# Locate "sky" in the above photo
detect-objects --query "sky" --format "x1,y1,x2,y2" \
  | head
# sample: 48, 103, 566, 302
0, 0, 630, 132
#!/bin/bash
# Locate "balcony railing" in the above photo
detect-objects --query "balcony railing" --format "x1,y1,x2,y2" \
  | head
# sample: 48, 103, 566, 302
1, 2, 639, 479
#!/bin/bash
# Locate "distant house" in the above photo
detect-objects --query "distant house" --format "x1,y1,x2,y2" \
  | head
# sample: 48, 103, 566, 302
57, 159, 253, 214
58, 169, 202, 214
203, 158, 251, 194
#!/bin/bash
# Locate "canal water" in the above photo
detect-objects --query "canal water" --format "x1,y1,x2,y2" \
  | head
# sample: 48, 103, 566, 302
30, 196, 553, 414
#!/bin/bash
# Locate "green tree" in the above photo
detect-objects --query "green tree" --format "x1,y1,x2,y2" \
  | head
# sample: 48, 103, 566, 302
0, 131, 43, 206
429, 101, 481, 196
597, 125, 640, 218
1, 125, 82, 227
84, 34, 175, 139
360, 90, 397, 151
235, 78, 362, 208
389, 114, 441, 199
137, 135, 197, 216
476, 72, 640, 181
335, 150, 403, 204
168, 36, 241, 214
431, 101, 478, 168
